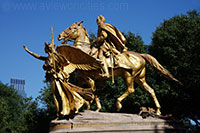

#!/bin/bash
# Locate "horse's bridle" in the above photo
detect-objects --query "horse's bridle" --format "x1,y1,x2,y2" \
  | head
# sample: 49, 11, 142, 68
63, 26, 79, 42
63, 26, 91, 45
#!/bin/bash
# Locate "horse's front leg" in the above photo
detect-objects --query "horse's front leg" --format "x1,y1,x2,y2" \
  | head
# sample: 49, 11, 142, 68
116, 71, 135, 111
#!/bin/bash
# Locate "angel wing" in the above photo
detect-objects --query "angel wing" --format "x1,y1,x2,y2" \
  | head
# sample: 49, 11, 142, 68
56, 44, 102, 74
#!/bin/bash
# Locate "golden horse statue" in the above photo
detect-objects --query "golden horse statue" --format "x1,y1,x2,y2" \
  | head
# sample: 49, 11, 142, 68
57, 21, 182, 115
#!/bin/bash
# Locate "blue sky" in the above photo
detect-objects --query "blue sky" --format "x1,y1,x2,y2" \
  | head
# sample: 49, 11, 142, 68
0, 0, 199, 99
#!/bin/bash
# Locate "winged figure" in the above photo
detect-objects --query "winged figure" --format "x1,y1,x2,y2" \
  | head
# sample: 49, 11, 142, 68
23, 28, 97, 119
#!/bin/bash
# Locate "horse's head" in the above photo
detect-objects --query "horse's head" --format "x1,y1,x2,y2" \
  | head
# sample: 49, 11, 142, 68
58, 21, 84, 44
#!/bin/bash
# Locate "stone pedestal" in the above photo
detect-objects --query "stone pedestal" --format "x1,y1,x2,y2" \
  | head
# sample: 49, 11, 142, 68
50, 110, 186, 133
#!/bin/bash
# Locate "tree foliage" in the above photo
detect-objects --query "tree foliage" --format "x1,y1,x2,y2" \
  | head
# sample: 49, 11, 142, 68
0, 82, 27, 133
37, 82, 56, 119
0, 82, 54, 133
123, 32, 147, 53
149, 10, 200, 128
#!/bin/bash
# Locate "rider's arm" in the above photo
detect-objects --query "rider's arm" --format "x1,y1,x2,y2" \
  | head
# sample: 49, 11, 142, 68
92, 30, 108, 45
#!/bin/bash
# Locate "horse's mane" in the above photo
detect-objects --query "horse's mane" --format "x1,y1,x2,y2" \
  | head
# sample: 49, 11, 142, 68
82, 26, 89, 38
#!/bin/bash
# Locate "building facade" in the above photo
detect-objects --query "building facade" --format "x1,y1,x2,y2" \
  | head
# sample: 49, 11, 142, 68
10, 78, 26, 98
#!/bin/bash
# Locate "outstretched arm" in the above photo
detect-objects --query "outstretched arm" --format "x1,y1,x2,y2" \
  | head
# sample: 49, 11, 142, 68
23, 45, 47, 61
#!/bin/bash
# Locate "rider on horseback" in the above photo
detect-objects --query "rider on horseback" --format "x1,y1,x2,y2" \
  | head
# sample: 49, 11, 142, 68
91, 15, 128, 78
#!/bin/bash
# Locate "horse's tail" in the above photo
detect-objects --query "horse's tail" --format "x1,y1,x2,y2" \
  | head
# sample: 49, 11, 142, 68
140, 53, 182, 85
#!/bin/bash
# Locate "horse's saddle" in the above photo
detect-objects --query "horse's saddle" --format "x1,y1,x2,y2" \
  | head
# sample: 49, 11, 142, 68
106, 52, 135, 69
89, 47, 134, 69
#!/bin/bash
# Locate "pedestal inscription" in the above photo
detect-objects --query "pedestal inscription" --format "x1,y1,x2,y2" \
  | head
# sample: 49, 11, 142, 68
50, 110, 186, 133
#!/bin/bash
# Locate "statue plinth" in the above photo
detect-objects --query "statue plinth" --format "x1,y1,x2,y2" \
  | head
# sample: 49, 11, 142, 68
49, 110, 186, 133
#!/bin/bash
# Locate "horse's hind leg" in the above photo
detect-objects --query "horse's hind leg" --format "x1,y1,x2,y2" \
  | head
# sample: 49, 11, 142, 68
116, 71, 135, 111
135, 68, 161, 115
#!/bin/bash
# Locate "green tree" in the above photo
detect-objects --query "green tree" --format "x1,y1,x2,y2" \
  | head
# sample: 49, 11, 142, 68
89, 32, 97, 42
25, 82, 57, 133
23, 96, 51, 133
0, 81, 55, 133
23, 82, 56, 133
23, 97, 39, 133
149, 10, 200, 129
123, 32, 147, 53
37, 82, 56, 119
0, 82, 27, 133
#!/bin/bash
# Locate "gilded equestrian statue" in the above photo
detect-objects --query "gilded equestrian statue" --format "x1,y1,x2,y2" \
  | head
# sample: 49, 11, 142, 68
57, 21, 182, 115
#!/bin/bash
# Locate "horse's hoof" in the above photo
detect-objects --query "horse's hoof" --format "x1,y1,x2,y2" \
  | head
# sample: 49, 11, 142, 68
95, 109, 100, 112
116, 101, 122, 111
156, 109, 161, 116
